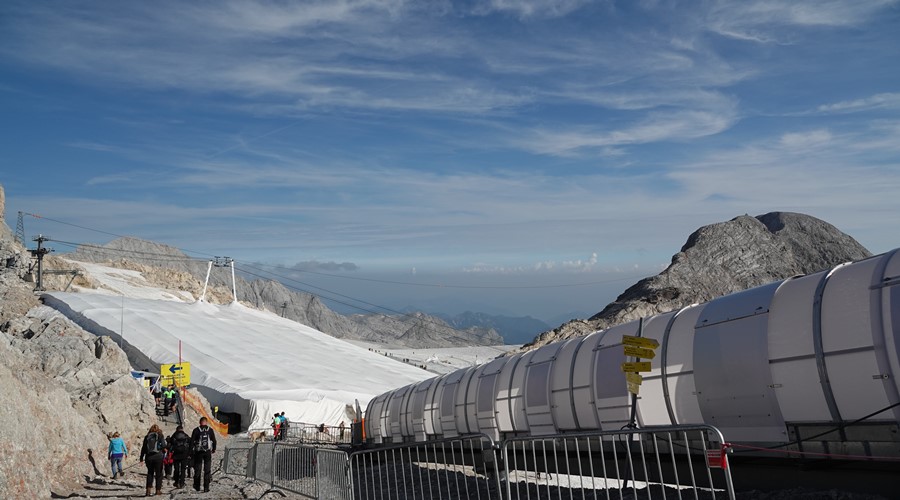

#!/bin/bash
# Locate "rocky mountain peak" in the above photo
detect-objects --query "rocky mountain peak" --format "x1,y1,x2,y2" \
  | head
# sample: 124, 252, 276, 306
522, 211, 872, 351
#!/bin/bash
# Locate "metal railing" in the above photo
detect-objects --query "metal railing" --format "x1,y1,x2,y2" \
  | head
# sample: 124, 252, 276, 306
224, 424, 735, 500
246, 422, 353, 445
349, 434, 502, 500
223, 441, 351, 499
501, 425, 735, 500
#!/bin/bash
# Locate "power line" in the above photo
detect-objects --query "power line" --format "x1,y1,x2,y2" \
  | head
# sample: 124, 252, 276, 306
27, 212, 651, 291
49, 237, 480, 336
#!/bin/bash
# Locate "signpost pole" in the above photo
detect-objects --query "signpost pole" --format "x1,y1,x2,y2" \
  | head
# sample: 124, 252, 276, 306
627, 317, 642, 429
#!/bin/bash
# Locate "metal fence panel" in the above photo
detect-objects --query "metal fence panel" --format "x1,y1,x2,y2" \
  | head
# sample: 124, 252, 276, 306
349, 434, 502, 500
273, 443, 318, 497
318, 448, 352, 500
223, 442, 255, 477
226, 424, 734, 500
501, 425, 735, 500
253, 442, 276, 487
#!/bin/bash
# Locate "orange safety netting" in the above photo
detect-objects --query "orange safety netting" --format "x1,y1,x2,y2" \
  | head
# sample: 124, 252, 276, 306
179, 388, 228, 436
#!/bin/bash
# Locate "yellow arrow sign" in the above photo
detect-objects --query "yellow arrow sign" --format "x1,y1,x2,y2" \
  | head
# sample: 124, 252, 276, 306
624, 345, 657, 359
622, 335, 659, 349
625, 372, 643, 385
160, 362, 191, 386
627, 381, 641, 395
621, 362, 652, 373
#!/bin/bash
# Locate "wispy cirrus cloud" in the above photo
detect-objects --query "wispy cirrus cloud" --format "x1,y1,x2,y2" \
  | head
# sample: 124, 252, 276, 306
704, 0, 898, 42
816, 92, 900, 114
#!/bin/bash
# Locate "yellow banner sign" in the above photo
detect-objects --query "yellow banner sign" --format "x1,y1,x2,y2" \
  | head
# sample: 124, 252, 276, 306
625, 372, 643, 385
160, 362, 191, 386
627, 381, 641, 395
622, 335, 659, 349
621, 361, 652, 373
624, 345, 657, 359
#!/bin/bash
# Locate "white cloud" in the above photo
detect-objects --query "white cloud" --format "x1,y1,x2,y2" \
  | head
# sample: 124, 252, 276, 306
523, 106, 738, 156
816, 93, 900, 114
778, 129, 832, 149
705, 0, 897, 42
470, 0, 594, 19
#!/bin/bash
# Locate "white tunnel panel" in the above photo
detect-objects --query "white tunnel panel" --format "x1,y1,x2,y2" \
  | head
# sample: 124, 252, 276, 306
636, 311, 677, 426
767, 273, 831, 422
664, 304, 704, 424
459, 366, 480, 435
388, 385, 411, 440
822, 257, 891, 420
424, 375, 444, 437
882, 250, 900, 423
593, 344, 630, 430
411, 378, 434, 440
525, 342, 565, 436
572, 332, 603, 430
496, 353, 524, 433
550, 338, 584, 431
694, 282, 786, 442
476, 356, 510, 440
509, 351, 534, 433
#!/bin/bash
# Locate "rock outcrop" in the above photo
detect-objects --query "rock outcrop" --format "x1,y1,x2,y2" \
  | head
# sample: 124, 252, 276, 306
522, 212, 872, 351
0, 183, 157, 498
0, 284, 157, 499
350, 311, 503, 348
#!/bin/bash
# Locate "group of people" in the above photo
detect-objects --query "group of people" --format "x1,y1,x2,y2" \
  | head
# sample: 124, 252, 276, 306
150, 379, 180, 417
109, 416, 218, 496
271, 412, 290, 441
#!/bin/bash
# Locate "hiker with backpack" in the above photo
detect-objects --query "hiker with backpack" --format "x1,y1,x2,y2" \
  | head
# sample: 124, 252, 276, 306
163, 385, 177, 417
107, 431, 128, 479
168, 425, 191, 489
191, 416, 217, 492
139, 424, 167, 496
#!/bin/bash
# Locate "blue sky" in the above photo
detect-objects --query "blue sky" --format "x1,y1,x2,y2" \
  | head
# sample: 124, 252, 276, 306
2, 0, 899, 322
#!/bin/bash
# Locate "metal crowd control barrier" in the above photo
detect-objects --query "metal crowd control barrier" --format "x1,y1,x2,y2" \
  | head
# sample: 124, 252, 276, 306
348, 434, 502, 500
222, 440, 256, 477
246, 423, 353, 445
223, 441, 351, 499
224, 424, 735, 500
501, 424, 735, 500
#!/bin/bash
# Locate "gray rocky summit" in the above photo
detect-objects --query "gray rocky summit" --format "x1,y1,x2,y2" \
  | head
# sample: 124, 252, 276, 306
522, 212, 872, 351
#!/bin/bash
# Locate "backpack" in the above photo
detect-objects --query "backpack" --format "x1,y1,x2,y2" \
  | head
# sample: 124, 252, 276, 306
146, 432, 164, 455
197, 427, 211, 452
173, 433, 190, 454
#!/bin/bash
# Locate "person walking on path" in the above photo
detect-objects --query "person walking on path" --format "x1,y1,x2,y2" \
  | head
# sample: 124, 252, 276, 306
107, 432, 128, 479
168, 425, 191, 489
139, 424, 167, 496
163, 385, 177, 417
191, 417, 217, 492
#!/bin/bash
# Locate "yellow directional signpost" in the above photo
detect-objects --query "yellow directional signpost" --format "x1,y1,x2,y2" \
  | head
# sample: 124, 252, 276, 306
622, 335, 659, 349
621, 335, 660, 396
623, 345, 657, 359
160, 362, 191, 387
620, 361, 652, 373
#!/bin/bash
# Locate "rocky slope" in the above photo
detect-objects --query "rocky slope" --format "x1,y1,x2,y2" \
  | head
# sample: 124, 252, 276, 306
70, 237, 499, 347
522, 212, 872, 351
437, 311, 550, 345
349, 311, 502, 348
0, 184, 158, 498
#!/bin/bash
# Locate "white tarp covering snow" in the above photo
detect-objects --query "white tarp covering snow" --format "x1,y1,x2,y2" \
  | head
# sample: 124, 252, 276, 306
44, 291, 433, 430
